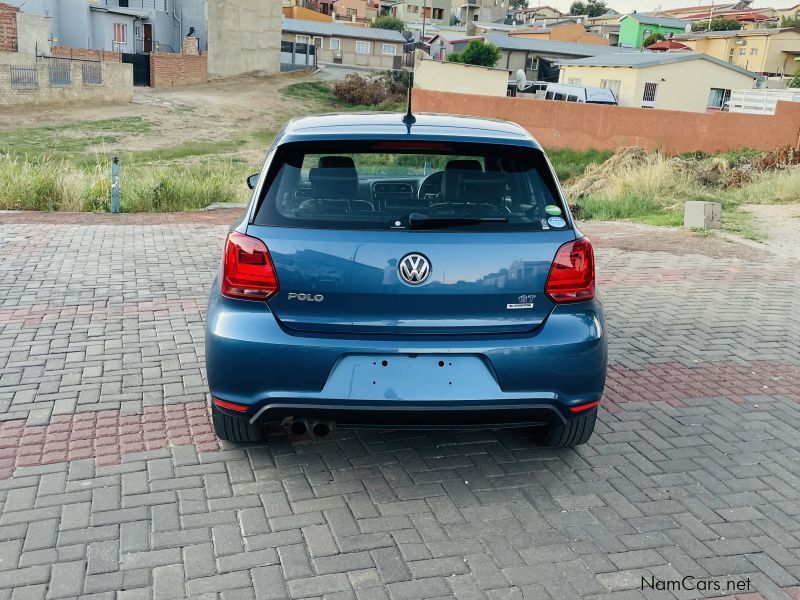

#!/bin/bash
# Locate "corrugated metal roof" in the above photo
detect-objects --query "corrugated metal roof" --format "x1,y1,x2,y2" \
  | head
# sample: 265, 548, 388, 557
558, 50, 762, 79
485, 33, 639, 57
620, 14, 691, 28
281, 18, 407, 42
675, 27, 800, 39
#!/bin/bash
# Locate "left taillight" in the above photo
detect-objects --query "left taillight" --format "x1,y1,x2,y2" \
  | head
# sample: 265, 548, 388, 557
221, 231, 279, 301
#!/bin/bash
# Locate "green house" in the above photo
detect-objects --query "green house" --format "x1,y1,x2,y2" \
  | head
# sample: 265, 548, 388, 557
618, 14, 691, 48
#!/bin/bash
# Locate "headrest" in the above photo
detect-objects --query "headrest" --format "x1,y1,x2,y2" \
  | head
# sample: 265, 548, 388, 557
318, 156, 356, 169
442, 159, 484, 203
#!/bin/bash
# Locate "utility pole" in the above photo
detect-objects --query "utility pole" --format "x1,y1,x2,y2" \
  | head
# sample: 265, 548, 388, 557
422, 0, 427, 43
708, 0, 714, 30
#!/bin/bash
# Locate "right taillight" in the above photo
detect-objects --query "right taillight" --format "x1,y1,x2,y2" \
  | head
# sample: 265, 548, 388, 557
545, 237, 595, 303
221, 231, 279, 301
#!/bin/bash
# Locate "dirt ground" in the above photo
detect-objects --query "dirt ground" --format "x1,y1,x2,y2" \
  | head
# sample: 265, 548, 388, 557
740, 203, 800, 258
0, 71, 317, 156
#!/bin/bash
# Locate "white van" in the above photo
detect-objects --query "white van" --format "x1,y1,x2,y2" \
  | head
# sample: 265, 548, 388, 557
541, 82, 618, 105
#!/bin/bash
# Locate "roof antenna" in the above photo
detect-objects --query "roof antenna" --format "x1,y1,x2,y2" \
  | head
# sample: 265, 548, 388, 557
402, 70, 416, 128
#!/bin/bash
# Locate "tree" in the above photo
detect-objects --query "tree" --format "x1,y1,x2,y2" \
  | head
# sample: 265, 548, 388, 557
643, 32, 665, 47
508, 0, 528, 8
691, 17, 742, 32
570, 0, 607, 17
790, 71, 800, 89
447, 40, 501, 67
781, 15, 800, 27
371, 15, 404, 32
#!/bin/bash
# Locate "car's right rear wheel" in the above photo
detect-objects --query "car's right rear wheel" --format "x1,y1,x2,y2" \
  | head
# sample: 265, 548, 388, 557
542, 409, 596, 448
211, 405, 265, 443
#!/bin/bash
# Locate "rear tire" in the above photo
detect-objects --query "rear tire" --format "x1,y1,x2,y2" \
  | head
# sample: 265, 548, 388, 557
211, 405, 265, 443
543, 409, 596, 448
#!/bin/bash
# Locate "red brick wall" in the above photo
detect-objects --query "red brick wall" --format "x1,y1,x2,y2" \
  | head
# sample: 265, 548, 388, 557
150, 52, 207, 87
412, 88, 800, 154
51, 46, 122, 63
0, 2, 18, 53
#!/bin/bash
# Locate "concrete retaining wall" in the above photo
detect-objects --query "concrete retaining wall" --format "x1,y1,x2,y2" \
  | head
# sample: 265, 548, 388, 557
0, 60, 133, 107
412, 88, 800, 154
207, 0, 280, 78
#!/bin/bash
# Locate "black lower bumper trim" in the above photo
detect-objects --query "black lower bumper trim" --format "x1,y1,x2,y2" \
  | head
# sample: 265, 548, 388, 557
247, 402, 567, 430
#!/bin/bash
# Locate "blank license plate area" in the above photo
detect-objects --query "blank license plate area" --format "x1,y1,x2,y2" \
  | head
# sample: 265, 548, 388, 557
322, 355, 502, 401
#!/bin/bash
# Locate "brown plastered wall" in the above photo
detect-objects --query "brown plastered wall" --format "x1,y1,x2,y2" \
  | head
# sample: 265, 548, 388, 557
150, 52, 207, 87
412, 88, 800, 153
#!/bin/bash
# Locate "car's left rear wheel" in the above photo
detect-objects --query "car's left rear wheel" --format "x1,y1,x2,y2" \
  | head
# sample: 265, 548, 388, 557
211, 405, 265, 443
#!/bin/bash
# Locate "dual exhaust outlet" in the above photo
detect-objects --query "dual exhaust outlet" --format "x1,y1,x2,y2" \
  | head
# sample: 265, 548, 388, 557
285, 418, 336, 440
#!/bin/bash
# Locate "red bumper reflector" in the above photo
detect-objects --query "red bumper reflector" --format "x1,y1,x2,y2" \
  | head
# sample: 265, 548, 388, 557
569, 400, 600, 413
212, 398, 249, 413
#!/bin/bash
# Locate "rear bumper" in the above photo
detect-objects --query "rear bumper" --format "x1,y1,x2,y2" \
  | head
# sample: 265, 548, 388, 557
205, 284, 607, 428
248, 401, 566, 429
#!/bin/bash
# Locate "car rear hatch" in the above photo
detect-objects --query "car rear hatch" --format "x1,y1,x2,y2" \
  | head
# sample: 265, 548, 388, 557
245, 226, 576, 335
243, 138, 581, 336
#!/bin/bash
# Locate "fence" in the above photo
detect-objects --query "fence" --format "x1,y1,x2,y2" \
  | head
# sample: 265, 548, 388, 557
729, 89, 800, 115
280, 40, 316, 69
47, 58, 71, 86
82, 62, 102, 84
411, 88, 800, 154
0, 60, 133, 106
9, 65, 37, 89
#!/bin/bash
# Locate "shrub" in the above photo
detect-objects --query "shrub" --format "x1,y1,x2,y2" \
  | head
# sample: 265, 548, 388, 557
333, 73, 390, 105
643, 32, 665, 48
446, 40, 501, 67
371, 15, 404, 32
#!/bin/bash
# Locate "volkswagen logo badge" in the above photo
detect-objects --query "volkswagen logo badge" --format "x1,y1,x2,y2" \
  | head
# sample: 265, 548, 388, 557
398, 253, 431, 285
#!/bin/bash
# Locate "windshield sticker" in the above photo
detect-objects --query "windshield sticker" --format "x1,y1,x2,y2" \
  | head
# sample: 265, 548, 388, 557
547, 217, 567, 228
545, 205, 562, 216
541, 218, 550, 230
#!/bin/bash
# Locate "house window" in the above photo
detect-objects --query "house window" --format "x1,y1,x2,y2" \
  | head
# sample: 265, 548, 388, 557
601, 78, 622, 100
346, 7, 357, 17
408, 4, 419, 12
739, 47, 747, 55
432, 7, 444, 19
295, 34, 310, 49
750, 47, 759, 55
355, 41, 371, 54
113, 23, 127, 44
708, 88, 731, 109
567, 77, 582, 85
382, 43, 397, 55
641, 81, 659, 107
525, 57, 538, 71
330, 38, 341, 51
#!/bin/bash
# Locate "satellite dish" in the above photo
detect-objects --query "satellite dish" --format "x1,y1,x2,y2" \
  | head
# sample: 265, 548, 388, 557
515, 68, 527, 91
685, 23, 692, 33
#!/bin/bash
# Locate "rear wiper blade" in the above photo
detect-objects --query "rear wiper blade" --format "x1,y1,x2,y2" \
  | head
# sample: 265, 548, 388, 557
407, 213, 509, 230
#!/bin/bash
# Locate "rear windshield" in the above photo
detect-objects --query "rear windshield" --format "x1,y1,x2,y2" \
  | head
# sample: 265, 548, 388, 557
252, 141, 568, 232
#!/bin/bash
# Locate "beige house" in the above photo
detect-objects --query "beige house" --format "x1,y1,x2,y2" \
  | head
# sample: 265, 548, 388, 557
674, 27, 800, 77
392, 0, 451, 26
282, 18, 407, 69
558, 51, 761, 113
414, 56, 510, 96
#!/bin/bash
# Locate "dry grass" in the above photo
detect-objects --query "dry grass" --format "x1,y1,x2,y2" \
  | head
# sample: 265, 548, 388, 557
0, 153, 252, 212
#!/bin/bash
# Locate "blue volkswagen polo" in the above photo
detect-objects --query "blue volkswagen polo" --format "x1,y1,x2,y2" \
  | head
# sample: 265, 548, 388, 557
205, 112, 606, 447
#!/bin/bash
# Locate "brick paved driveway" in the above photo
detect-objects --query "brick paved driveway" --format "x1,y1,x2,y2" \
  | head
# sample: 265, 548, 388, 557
1, 212, 799, 600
